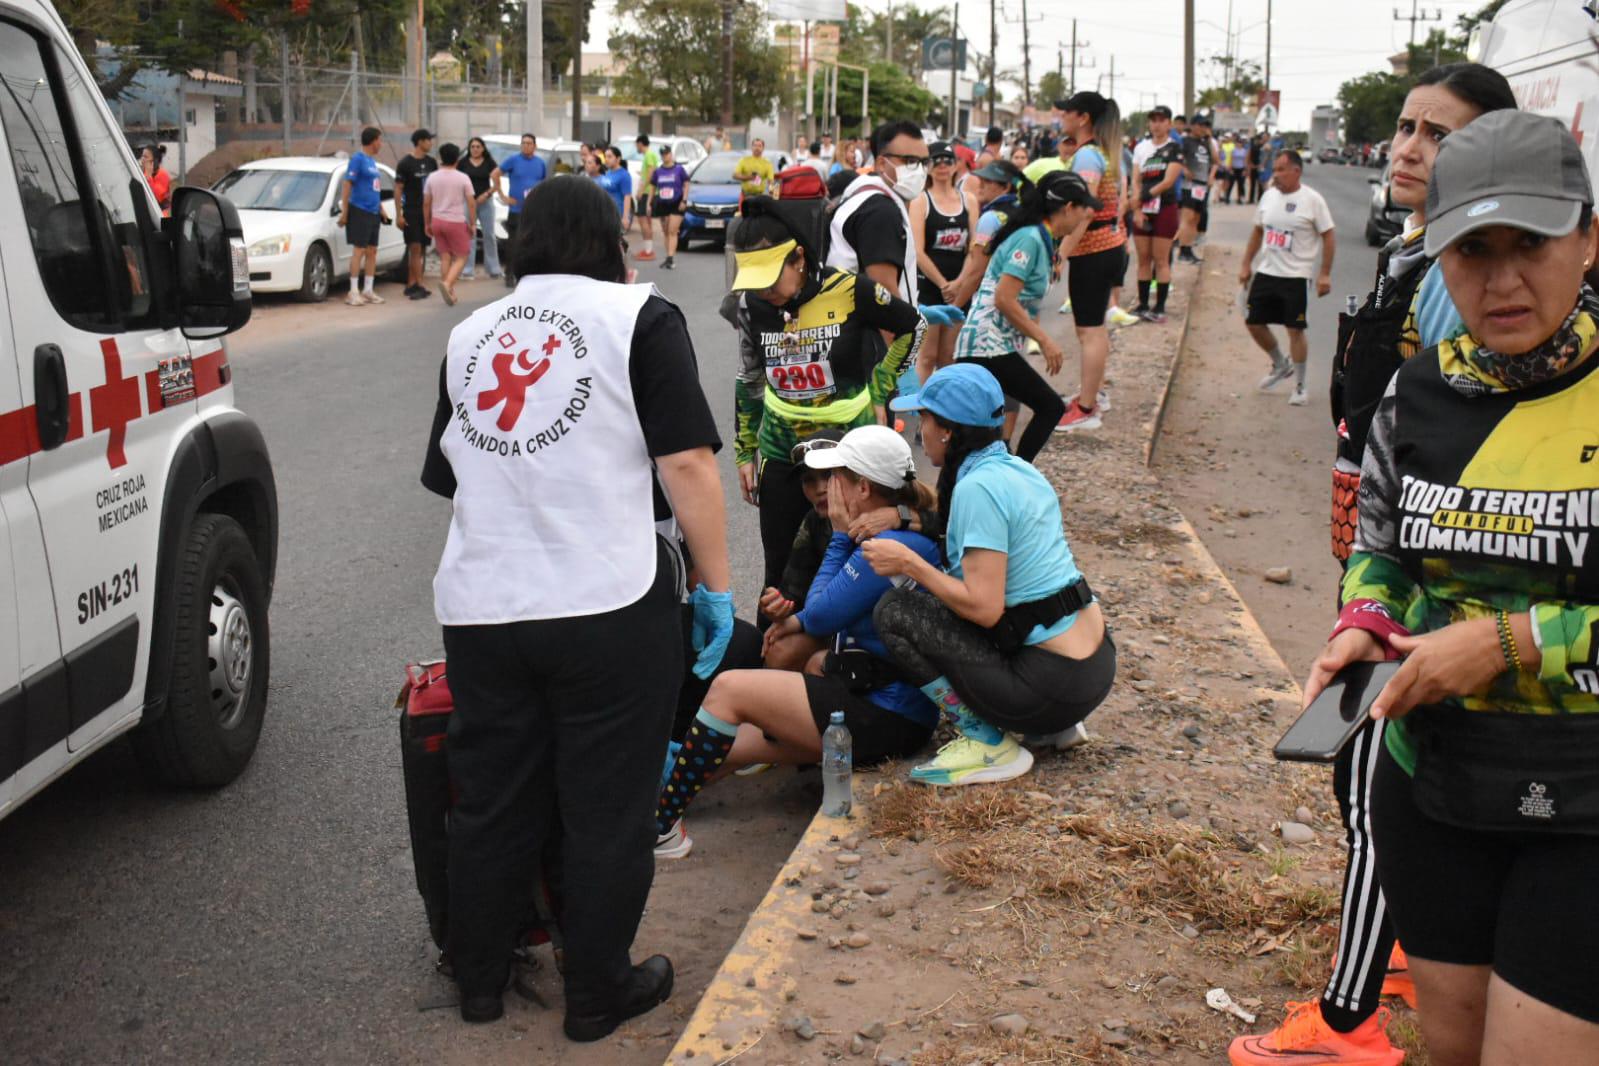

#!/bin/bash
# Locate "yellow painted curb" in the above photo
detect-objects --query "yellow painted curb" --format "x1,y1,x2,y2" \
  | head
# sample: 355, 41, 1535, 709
664, 813, 851, 1063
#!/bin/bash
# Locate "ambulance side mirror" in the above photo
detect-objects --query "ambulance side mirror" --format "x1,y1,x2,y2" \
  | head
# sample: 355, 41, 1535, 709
164, 187, 252, 339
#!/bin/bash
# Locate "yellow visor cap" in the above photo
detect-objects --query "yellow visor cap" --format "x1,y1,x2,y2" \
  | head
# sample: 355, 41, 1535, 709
731, 239, 798, 292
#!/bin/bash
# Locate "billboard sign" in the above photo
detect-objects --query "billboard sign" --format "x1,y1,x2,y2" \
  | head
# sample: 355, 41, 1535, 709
769, 0, 847, 20
921, 36, 969, 71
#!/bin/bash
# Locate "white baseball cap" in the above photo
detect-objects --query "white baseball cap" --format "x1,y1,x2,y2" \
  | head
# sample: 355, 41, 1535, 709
802, 425, 916, 489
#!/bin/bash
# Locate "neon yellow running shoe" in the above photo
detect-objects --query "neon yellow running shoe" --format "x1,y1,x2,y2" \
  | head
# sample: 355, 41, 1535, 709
909, 734, 1034, 786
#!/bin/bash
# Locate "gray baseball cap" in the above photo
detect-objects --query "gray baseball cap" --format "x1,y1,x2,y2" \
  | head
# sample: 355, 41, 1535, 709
1425, 110, 1592, 257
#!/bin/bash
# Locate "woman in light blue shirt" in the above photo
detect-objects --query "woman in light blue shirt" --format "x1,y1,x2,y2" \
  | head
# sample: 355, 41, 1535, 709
866, 363, 1116, 787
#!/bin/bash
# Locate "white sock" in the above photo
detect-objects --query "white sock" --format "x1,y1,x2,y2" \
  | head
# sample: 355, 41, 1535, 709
1294, 360, 1308, 388
1268, 345, 1285, 367
645, 239, 654, 253
350, 276, 359, 295
363, 274, 375, 294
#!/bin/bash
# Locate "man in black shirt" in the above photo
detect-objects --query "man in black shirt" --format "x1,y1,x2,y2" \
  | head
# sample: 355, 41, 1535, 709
826, 120, 928, 306
395, 128, 438, 299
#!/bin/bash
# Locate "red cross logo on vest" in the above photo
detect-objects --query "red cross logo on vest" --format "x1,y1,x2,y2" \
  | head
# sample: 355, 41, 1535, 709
477, 333, 560, 432
89, 339, 142, 469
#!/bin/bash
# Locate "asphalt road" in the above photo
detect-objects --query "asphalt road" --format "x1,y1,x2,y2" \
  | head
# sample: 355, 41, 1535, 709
0, 238, 796, 1063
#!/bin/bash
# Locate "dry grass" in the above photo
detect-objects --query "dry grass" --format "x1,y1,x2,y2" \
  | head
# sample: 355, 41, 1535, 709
1387, 1010, 1431, 1065
908, 1028, 1122, 1064
872, 783, 1336, 948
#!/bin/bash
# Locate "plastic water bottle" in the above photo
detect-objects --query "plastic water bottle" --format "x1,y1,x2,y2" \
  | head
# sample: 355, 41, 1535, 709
821, 711, 853, 817
1345, 294, 1359, 317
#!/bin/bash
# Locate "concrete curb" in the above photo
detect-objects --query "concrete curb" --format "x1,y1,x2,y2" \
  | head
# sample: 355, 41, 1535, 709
1144, 266, 1203, 467
664, 814, 851, 1063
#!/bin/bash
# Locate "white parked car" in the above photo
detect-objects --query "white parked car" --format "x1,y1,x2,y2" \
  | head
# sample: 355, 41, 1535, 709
213, 157, 406, 302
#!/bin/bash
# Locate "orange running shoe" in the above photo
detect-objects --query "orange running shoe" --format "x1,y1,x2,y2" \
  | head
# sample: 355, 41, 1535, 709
1228, 1000, 1405, 1066
1383, 944, 1417, 1009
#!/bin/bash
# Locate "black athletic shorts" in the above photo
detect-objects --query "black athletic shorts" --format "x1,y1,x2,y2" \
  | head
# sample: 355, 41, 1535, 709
1067, 244, 1124, 328
1245, 272, 1308, 328
1371, 744, 1599, 1023
345, 206, 381, 249
802, 673, 934, 766
634, 194, 649, 217
402, 209, 430, 247
1180, 189, 1208, 213
651, 198, 683, 219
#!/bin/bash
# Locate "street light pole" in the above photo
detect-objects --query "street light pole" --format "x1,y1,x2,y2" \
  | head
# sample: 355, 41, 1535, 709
1182, 0, 1194, 118
570, 0, 582, 139
949, 1, 959, 136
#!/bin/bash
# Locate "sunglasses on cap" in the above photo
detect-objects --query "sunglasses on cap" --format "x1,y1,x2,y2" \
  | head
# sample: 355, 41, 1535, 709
790, 437, 840, 463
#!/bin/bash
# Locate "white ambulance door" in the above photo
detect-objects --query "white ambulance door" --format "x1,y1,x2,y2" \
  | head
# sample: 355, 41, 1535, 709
0, 256, 27, 812
0, 17, 190, 752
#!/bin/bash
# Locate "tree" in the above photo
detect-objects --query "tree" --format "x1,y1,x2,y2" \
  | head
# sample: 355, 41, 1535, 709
1036, 70, 1066, 109
1196, 54, 1263, 112
839, 3, 951, 72
835, 61, 941, 135
609, 0, 784, 122
1338, 71, 1409, 143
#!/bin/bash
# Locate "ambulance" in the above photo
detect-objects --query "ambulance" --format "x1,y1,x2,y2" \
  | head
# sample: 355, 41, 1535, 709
0, 0, 276, 820
1471, 0, 1599, 185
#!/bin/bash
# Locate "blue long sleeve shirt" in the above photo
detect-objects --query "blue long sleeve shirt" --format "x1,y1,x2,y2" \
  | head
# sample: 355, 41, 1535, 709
796, 530, 940, 726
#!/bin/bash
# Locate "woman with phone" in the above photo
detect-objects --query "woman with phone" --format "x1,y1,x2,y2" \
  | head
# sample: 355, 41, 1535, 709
1302, 111, 1599, 1065
863, 363, 1115, 787
1234, 62, 1518, 1066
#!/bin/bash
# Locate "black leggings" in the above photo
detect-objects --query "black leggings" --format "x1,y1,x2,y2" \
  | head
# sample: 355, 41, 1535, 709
756, 458, 812, 623
873, 587, 1115, 734
976, 352, 1065, 463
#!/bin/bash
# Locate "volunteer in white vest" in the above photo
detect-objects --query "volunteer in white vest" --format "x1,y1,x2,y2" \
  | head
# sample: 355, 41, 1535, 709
420, 175, 733, 1038
827, 119, 929, 305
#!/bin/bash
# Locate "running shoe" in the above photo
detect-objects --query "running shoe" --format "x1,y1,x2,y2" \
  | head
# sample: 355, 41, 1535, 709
1023, 722, 1090, 750
1060, 390, 1111, 413
1107, 306, 1142, 328
1139, 308, 1168, 324
1054, 399, 1102, 433
1288, 386, 1309, 406
655, 819, 693, 859
1382, 945, 1416, 1009
635, 248, 656, 261
1257, 362, 1295, 391
1179, 249, 1204, 265
909, 734, 1034, 786
1057, 296, 1073, 315
1024, 337, 1041, 355
361, 290, 385, 305
1228, 1001, 1404, 1066
661, 256, 675, 270
345, 292, 365, 306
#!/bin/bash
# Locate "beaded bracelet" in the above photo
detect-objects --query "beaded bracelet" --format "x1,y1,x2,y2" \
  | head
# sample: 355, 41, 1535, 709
1495, 609, 1524, 672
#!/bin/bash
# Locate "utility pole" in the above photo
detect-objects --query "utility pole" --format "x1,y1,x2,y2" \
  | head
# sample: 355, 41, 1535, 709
1065, 19, 1089, 95
526, 0, 543, 135
1394, 0, 1443, 46
570, 0, 583, 138
720, 0, 734, 128
949, 1, 959, 137
1003, 0, 1044, 107
988, 0, 997, 126
1182, 0, 1194, 118
1107, 54, 1115, 101
1264, 0, 1272, 108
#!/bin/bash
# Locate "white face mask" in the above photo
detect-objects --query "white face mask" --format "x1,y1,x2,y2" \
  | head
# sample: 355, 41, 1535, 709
891, 162, 927, 201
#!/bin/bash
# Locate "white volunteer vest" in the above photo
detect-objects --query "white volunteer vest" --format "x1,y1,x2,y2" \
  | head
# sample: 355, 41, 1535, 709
434, 274, 658, 624
826, 175, 918, 304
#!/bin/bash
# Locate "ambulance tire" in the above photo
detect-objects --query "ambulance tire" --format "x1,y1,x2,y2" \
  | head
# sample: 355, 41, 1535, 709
134, 514, 271, 788
297, 243, 332, 302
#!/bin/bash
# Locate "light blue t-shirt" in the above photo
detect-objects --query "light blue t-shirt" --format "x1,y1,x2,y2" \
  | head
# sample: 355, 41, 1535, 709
945, 443, 1085, 644
1416, 264, 1466, 348
500, 152, 547, 213
954, 224, 1054, 361
1070, 143, 1107, 182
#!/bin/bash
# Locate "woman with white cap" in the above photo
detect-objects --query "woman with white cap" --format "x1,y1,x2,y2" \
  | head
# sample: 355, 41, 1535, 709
653, 425, 943, 858
1305, 109, 1599, 1063
865, 363, 1116, 786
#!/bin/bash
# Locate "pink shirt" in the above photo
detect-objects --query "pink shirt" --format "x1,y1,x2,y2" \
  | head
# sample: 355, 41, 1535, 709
425, 167, 475, 223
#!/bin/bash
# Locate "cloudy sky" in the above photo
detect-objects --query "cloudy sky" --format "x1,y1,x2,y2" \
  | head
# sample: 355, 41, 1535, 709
584, 0, 1494, 132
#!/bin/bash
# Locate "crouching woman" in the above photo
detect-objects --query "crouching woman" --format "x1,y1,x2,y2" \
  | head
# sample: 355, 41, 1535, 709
866, 363, 1116, 787
654, 426, 942, 857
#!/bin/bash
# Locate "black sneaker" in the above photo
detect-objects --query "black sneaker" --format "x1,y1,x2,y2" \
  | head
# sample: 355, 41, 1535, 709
563, 955, 674, 1042
402, 284, 419, 297
661, 256, 675, 270
1178, 249, 1203, 265
459, 994, 504, 1024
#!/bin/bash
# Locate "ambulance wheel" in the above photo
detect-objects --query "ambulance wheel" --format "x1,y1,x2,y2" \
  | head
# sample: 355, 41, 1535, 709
298, 243, 332, 302
134, 514, 271, 788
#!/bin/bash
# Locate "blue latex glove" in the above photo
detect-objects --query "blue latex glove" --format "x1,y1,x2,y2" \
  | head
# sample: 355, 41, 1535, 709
917, 304, 966, 327
690, 584, 735, 680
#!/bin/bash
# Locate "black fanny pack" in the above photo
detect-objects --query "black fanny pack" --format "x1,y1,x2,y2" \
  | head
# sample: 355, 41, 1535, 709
988, 578, 1094, 655
824, 646, 905, 694
1409, 706, 1599, 836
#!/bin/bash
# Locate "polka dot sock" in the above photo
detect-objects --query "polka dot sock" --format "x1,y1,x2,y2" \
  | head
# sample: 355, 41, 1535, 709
655, 708, 737, 836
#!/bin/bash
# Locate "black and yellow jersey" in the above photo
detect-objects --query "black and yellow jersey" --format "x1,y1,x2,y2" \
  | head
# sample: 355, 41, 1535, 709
734, 268, 924, 465
1346, 335, 1599, 770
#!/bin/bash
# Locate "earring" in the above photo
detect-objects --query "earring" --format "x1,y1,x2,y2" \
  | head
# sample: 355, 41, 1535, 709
940, 435, 951, 444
